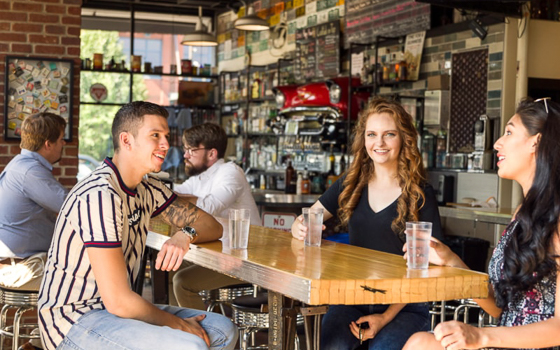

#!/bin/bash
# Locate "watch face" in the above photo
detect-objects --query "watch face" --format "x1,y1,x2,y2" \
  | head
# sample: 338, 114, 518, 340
182, 226, 197, 238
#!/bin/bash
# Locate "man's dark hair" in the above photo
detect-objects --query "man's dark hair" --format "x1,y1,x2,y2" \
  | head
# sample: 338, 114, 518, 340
182, 123, 227, 159
112, 101, 169, 152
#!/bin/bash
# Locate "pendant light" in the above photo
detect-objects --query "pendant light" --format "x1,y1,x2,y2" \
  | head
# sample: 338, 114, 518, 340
234, 0, 270, 31
181, 7, 217, 47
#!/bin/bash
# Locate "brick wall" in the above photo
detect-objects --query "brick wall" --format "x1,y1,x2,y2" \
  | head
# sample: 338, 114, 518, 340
0, 0, 82, 188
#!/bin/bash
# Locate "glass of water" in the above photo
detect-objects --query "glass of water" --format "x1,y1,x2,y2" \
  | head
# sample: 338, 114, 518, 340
302, 207, 324, 247
228, 209, 251, 249
405, 221, 433, 269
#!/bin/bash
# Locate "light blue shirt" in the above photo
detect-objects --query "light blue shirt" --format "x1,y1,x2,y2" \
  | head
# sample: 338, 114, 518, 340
0, 149, 68, 258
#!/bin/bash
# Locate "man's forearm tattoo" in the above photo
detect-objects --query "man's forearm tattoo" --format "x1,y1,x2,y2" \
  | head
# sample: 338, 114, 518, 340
163, 200, 199, 227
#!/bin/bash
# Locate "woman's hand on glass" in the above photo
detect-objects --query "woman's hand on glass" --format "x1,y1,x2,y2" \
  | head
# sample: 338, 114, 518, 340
403, 237, 466, 268
291, 214, 326, 240
291, 215, 308, 240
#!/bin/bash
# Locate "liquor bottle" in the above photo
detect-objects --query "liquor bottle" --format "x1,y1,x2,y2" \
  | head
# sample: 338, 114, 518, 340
301, 168, 311, 194
339, 144, 346, 175
251, 76, 261, 99
326, 144, 338, 189
296, 172, 303, 195
436, 129, 447, 168
389, 53, 398, 82
382, 63, 390, 82
285, 161, 296, 194
109, 56, 115, 71
397, 52, 407, 82
421, 128, 435, 169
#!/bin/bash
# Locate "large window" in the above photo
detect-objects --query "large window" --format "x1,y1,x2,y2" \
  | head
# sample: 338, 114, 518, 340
120, 37, 164, 67
183, 46, 216, 68
79, 9, 217, 163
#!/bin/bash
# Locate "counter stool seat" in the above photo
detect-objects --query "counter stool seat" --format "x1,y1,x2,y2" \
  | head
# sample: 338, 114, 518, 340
232, 293, 269, 350
199, 283, 255, 316
0, 286, 40, 350
232, 293, 304, 350
232, 293, 270, 329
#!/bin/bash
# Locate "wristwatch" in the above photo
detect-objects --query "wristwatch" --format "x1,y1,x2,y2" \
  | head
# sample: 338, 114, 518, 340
181, 226, 198, 241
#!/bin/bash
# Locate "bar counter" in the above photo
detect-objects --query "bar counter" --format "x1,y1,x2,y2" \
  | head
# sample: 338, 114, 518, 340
252, 189, 320, 207
438, 206, 515, 225
251, 190, 515, 226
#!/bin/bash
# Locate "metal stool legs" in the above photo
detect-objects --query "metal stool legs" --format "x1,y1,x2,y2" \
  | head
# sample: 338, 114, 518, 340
199, 284, 255, 316
453, 299, 497, 328
0, 289, 40, 350
233, 292, 305, 350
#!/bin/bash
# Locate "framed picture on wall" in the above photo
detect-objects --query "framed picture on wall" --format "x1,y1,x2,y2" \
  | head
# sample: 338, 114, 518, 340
3, 56, 73, 141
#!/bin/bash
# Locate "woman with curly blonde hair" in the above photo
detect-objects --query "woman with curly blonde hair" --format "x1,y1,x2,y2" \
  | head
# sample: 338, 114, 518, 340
291, 97, 443, 350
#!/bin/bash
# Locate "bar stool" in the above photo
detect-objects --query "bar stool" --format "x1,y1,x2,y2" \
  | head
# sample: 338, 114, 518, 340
429, 300, 458, 330
453, 299, 497, 327
231, 292, 303, 350
0, 286, 40, 350
232, 293, 270, 350
199, 284, 255, 316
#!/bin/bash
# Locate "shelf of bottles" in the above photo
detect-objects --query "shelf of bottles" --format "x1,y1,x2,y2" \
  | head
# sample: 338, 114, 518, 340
349, 37, 413, 96
220, 65, 278, 105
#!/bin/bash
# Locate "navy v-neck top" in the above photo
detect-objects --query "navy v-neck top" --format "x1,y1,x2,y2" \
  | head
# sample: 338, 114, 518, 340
319, 176, 443, 255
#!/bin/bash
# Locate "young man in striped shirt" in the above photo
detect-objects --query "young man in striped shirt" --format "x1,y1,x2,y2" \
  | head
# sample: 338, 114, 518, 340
38, 101, 237, 350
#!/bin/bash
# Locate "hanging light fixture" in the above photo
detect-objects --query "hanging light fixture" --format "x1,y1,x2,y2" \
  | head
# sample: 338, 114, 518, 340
234, 0, 270, 31
181, 6, 217, 46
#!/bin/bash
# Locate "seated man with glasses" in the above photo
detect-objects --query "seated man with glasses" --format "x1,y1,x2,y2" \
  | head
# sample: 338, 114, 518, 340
173, 123, 261, 310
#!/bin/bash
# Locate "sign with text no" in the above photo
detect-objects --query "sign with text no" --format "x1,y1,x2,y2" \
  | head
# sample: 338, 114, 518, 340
263, 212, 297, 232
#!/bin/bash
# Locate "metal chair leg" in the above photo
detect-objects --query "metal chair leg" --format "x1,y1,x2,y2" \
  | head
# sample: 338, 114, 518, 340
0, 304, 10, 350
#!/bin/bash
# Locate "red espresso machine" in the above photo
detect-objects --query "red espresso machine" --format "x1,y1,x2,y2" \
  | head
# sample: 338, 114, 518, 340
272, 77, 369, 155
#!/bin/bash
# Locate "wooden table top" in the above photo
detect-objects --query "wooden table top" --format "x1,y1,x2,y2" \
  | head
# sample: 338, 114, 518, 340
147, 222, 489, 306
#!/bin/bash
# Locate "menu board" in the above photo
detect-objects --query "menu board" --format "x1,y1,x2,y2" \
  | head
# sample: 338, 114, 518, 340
295, 26, 317, 82
345, 0, 430, 46
295, 21, 340, 83
316, 21, 340, 79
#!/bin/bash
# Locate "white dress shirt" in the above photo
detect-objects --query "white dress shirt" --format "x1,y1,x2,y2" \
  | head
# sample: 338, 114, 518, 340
174, 159, 261, 225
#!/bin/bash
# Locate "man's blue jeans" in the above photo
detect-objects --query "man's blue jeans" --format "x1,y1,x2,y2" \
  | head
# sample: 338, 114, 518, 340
55, 305, 238, 350
320, 303, 430, 350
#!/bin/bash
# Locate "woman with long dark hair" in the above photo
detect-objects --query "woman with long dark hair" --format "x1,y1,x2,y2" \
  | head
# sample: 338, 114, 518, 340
403, 97, 560, 350
291, 97, 443, 350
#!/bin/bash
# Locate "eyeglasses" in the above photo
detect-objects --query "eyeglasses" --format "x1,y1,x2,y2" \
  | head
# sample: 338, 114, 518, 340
183, 147, 208, 156
535, 97, 551, 114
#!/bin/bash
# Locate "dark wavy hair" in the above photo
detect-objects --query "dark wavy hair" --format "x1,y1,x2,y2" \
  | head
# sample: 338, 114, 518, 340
494, 97, 560, 308
337, 97, 426, 235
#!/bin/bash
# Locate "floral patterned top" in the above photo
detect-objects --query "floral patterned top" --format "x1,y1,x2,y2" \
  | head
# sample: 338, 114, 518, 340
487, 220, 557, 350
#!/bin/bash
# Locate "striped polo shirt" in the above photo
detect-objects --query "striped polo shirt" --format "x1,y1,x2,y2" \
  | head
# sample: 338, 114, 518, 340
38, 158, 177, 350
